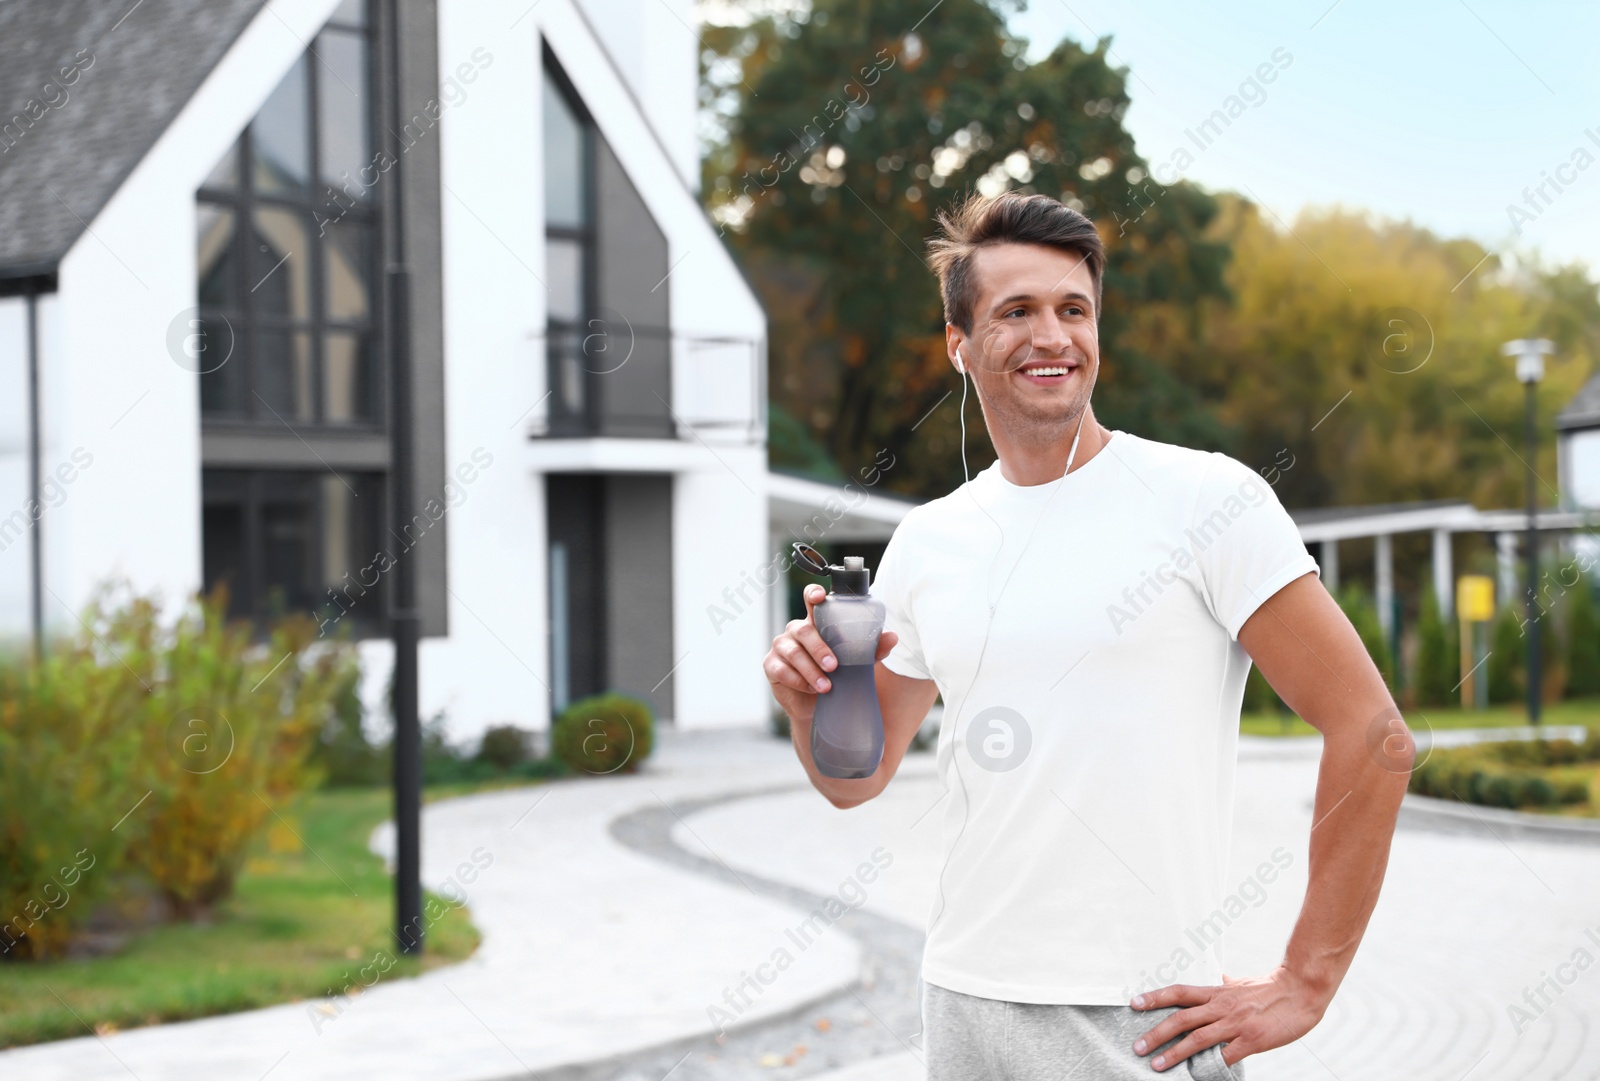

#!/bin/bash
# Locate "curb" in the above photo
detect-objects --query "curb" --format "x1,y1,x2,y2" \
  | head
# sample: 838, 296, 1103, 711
1398, 792, 1600, 847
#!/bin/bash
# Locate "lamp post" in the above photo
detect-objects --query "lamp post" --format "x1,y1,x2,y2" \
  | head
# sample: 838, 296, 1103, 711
385, 0, 423, 956
1502, 337, 1555, 727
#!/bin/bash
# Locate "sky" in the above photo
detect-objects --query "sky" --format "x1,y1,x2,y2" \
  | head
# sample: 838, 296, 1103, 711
1004, 0, 1600, 276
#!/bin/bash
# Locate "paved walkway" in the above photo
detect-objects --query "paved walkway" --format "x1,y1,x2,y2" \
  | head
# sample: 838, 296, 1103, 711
4, 725, 1600, 1080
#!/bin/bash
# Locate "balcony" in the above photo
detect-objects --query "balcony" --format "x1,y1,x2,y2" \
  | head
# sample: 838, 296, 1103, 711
535, 321, 763, 444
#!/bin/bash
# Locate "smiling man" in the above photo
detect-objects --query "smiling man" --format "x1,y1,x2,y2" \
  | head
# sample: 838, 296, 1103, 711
762, 190, 1415, 1079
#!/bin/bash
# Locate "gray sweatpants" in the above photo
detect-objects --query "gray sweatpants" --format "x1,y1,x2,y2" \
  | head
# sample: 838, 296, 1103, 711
922, 979, 1244, 1081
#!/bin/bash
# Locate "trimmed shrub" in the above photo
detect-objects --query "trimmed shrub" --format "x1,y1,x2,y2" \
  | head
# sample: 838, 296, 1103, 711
1567, 570, 1600, 698
1488, 603, 1524, 703
1408, 740, 1595, 810
1413, 586, 1457, 707
552, 693, 655, 775
477, 725, 534, 772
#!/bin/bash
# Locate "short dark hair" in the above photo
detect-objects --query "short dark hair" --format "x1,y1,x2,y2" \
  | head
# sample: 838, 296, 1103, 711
926, 191, 1106, 336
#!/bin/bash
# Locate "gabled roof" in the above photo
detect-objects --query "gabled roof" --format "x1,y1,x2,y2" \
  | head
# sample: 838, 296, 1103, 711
0, 0, 268, 284
1557, 370, 1600, 432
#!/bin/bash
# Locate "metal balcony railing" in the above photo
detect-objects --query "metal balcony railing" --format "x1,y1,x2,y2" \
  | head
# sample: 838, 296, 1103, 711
538, 321, 764, 443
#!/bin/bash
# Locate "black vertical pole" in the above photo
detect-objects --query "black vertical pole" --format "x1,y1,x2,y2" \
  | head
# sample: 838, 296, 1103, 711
25, 281, 42, 661
1526, 378, 1541, 727
385, 0, 423, 955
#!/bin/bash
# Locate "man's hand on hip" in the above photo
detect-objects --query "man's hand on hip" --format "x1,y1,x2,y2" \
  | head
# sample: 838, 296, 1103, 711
1129, 966, 1331, 1072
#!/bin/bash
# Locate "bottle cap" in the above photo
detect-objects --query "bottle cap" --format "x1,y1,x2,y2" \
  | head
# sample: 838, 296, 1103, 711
792, 542, 871, 596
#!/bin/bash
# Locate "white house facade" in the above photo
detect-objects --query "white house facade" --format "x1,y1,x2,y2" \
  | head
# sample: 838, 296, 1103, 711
0, 0, 905, 743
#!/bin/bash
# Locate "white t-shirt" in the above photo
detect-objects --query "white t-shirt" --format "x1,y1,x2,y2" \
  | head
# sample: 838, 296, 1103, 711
874, 429, 1319, 1005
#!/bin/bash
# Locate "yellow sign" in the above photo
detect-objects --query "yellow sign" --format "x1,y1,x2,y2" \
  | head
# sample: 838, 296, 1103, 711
1457, 575, 1495, 622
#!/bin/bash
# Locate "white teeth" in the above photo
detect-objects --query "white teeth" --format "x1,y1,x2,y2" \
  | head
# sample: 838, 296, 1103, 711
1023, 366, 1071, 376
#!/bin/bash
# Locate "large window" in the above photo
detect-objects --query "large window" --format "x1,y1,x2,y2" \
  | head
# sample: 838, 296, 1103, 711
203, 470, 387, 631
543, 57, 595, 432
199, 0, 388, 632
197, 0, 379, 425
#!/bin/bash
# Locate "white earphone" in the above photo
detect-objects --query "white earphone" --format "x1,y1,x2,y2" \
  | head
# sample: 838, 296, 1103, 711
955, 344, 966, 374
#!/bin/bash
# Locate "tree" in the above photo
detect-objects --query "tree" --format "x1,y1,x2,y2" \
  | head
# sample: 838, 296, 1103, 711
1413, 586, 1457, 707
1566, 564, 1600, 698
703, 0, 1232, 499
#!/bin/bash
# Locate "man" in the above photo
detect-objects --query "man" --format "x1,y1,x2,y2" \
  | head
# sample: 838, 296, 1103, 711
762, 190, 1414, 1079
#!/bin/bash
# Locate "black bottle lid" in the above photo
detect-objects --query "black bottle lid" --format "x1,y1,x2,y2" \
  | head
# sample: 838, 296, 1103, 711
792, 542, 871, 596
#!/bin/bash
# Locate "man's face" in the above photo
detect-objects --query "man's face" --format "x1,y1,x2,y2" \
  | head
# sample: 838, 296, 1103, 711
957, 241, 1100, 442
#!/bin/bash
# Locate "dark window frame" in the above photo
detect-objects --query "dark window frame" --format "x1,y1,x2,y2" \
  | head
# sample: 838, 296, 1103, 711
202, 467, 389, 633
542, 47, 602, 435
197, 4, 383, 429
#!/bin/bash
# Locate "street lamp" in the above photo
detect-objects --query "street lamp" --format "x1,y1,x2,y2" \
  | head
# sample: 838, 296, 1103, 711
385, 0, 423, 956
1502, 337, 1555, 727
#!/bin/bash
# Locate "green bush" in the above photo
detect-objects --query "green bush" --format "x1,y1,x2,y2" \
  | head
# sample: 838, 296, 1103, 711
0, 613, 150, 960
124, 586, 352, 919
1488, 595, 1563, 704
477, 725, 533, 771
552, 693, 655, 775
1413, 586, 1458, 707
1408, 740, 1594, 810
308, 662, 388, 787
1488, 603, 1524, 703
1567, 570, 1600, 698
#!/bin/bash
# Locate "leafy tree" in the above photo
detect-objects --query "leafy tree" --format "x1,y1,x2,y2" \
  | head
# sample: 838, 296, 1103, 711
703, 0, 1232, 499
1152, 197, 1600, 513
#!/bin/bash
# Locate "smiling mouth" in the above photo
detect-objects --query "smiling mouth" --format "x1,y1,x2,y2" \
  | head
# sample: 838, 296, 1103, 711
1016, 362, 1079, 381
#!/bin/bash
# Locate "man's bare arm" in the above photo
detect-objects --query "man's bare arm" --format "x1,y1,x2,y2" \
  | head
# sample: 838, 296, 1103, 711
1131, 571, 1415, 1072
764, 582, 940, 809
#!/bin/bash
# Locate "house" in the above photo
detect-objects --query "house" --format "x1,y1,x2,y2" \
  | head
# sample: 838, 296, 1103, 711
0, 0, 916, 741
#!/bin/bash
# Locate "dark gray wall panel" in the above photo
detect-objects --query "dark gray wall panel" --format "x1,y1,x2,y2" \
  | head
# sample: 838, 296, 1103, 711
593, 135, 671, 438
604, 474, 674, 722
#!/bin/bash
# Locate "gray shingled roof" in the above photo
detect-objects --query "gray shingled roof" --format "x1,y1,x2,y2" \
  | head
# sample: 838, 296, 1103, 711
0, 0, 268, 281
1557, 371, 1600, 432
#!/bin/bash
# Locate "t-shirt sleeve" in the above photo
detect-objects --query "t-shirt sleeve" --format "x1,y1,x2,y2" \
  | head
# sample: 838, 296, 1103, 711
1192, 452, 1320, 641
873, 514, 933, 681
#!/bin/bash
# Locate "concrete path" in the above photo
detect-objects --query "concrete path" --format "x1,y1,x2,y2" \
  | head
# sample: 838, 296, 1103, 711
0, 729, 861, 1080
5, 725, 1600, 1080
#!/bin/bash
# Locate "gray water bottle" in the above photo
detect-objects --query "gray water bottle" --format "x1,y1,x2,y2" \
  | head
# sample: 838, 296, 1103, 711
792, 543, 886, 779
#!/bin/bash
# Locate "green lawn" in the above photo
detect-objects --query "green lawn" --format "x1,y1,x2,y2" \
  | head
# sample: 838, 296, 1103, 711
1241, 695, 1600, 738
0, 777, 545, 1050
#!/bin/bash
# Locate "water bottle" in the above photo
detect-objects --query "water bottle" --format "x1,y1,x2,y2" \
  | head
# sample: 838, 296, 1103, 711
792, 543, 886, 779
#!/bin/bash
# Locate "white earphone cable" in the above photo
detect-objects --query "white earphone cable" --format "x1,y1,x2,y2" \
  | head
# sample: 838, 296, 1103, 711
927, 354, 1100, 942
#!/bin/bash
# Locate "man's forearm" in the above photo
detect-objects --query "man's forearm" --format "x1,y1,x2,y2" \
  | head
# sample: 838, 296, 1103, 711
1280, 727, 1413, 1000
